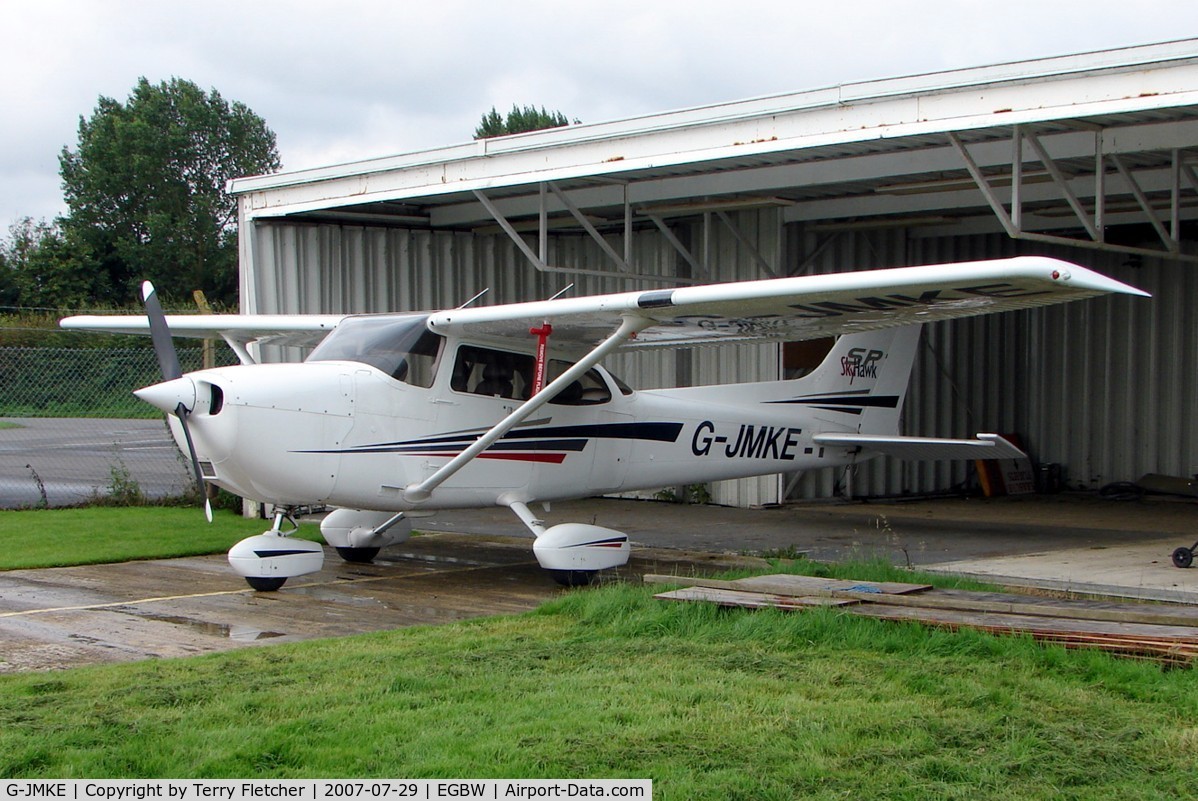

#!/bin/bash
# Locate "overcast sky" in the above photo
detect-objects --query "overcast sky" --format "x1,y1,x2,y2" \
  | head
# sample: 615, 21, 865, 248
4, 0, 1197, 231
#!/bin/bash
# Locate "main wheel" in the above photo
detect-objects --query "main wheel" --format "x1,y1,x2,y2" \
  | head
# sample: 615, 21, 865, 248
1172, 547, 1194, 569
549, 569, 598, 587
335, 546, 381, 564
246, 576, 287, 591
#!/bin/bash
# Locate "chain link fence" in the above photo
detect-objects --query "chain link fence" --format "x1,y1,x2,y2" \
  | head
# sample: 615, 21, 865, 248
1, 341, 237, 508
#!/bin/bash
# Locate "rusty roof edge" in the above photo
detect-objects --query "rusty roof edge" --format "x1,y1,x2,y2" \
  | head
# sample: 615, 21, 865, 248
229, 38, 1198, 198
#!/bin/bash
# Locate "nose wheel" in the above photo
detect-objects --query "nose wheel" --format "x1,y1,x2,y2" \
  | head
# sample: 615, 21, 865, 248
229, 507, 325, 591
335, 546, 381, 564
246, 576, 288, 592
549, 569, 598, 587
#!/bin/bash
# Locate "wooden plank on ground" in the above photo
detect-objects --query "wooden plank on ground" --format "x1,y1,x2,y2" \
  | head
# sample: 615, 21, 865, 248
734, 574, 933, 596
643, 574, 1198, 628
647, 573, 1198, 664
643, 574, 931, 597
929, 588, 1198, 628
847, 603, 1198, 644
655, 587, 857, 610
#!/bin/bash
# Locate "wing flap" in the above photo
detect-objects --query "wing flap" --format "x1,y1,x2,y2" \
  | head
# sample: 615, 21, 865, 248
812, 433, 1027, 461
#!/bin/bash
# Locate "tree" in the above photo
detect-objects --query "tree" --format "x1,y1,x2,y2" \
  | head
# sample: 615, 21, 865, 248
1, 218, 103, 309
59, 77, 280, 306
0, 250, 16, 309
474, 104, 575, 139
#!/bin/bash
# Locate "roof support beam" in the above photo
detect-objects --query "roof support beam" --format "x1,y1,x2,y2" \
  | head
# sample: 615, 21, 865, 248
948, 132, 1017, 237
419, 119, 1198, 229
644, 213, 711, 281
1110, 154, 1178, 253
715, 210, 779, 278
474, 188, 696, 284
950, 130, 1198, 263
1023, 129, 1101, 241
473, 189, 552, 271
545, 181, 633, 273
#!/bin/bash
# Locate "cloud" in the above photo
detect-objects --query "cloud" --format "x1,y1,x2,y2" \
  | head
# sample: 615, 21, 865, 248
3, 0, 1197, 228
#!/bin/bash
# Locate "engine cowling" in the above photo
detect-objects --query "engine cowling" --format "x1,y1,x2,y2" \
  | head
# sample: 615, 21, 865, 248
228, 534, 324, 581
532, 523, 630, 572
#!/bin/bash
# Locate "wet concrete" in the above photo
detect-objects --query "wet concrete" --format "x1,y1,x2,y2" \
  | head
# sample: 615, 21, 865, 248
3, 493, 1197, 673
0, 532, 760, 673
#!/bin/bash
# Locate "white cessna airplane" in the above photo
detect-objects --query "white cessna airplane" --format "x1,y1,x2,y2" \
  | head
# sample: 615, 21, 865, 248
62, 256, 1145, 590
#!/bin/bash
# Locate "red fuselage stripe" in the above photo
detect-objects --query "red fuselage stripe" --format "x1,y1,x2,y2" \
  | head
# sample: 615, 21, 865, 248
407, 451, 567, 464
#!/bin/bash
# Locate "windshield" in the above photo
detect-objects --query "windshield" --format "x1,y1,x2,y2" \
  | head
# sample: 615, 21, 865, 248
307, 315, 444, 387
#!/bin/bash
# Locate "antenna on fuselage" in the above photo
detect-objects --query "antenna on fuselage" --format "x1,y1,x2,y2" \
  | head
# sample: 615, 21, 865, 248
546, 283, 574, 301
457, 288, 490, 309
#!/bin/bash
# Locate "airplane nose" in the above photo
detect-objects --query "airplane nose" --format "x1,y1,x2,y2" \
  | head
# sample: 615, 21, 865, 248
134, 376, 197, 414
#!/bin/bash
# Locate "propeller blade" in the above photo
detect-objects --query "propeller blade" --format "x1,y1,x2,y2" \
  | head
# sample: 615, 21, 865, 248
142, 281, 182, 381
175, 402, 213, 523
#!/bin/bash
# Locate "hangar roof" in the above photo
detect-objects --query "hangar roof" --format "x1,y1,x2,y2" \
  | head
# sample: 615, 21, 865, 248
230, 38, 1198, 262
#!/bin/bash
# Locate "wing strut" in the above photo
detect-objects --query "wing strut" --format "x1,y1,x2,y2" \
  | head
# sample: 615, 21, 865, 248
403, 314, 650, 504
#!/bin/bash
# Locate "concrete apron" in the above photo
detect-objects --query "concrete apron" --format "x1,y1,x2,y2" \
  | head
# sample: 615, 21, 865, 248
0, 532, 761, 673
921, 538, 1197, 603
2, 494, 1197, 672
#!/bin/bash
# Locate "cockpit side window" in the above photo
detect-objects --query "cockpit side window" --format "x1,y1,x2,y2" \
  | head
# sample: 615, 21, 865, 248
450, 344, 616, 405
307, 315, 445, 388
545, 360, 612, 405
453, 345, 534, 400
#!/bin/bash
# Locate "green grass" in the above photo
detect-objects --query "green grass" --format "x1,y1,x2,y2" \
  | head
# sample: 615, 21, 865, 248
1, 511, 1195, 795
0, 573, 1195, 796
0, 507, 291, 569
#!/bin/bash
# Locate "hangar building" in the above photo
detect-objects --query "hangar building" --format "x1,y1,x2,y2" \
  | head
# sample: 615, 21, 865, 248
229, 39, 1198, 507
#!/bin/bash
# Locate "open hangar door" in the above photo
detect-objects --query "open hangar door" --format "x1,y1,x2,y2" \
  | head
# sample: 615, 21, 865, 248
231, 41, 1198, 506
241, 210, 1195, 505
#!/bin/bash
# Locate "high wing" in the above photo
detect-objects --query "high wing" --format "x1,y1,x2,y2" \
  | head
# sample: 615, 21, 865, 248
404, 256, 1143, 501
427, 256, 1147, 350
61, 257, 1145, 358
60, 313, 347, 361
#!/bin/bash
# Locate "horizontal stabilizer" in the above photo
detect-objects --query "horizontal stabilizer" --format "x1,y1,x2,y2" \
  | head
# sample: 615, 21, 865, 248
812, 432, 1026, 461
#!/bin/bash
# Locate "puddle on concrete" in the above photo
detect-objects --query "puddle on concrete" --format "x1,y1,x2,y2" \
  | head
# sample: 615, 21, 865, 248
111, 607, 285, 641
385, 552, 495, 567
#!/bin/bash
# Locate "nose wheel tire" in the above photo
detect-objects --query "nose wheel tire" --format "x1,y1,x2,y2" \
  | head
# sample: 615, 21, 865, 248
549, 569, 599, 587
1172, 547, 1194, 569
335, 546, 381, 563
245, 576, 287, 591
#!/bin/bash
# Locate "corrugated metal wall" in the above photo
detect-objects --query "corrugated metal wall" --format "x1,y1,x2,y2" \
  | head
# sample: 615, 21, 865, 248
244, 209, 784, 505
244, 213, 1191, 506
788, 226, 1195, 499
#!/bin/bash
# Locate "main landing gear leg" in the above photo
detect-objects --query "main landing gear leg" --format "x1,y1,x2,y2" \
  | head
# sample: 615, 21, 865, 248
506, 500, 631, 587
